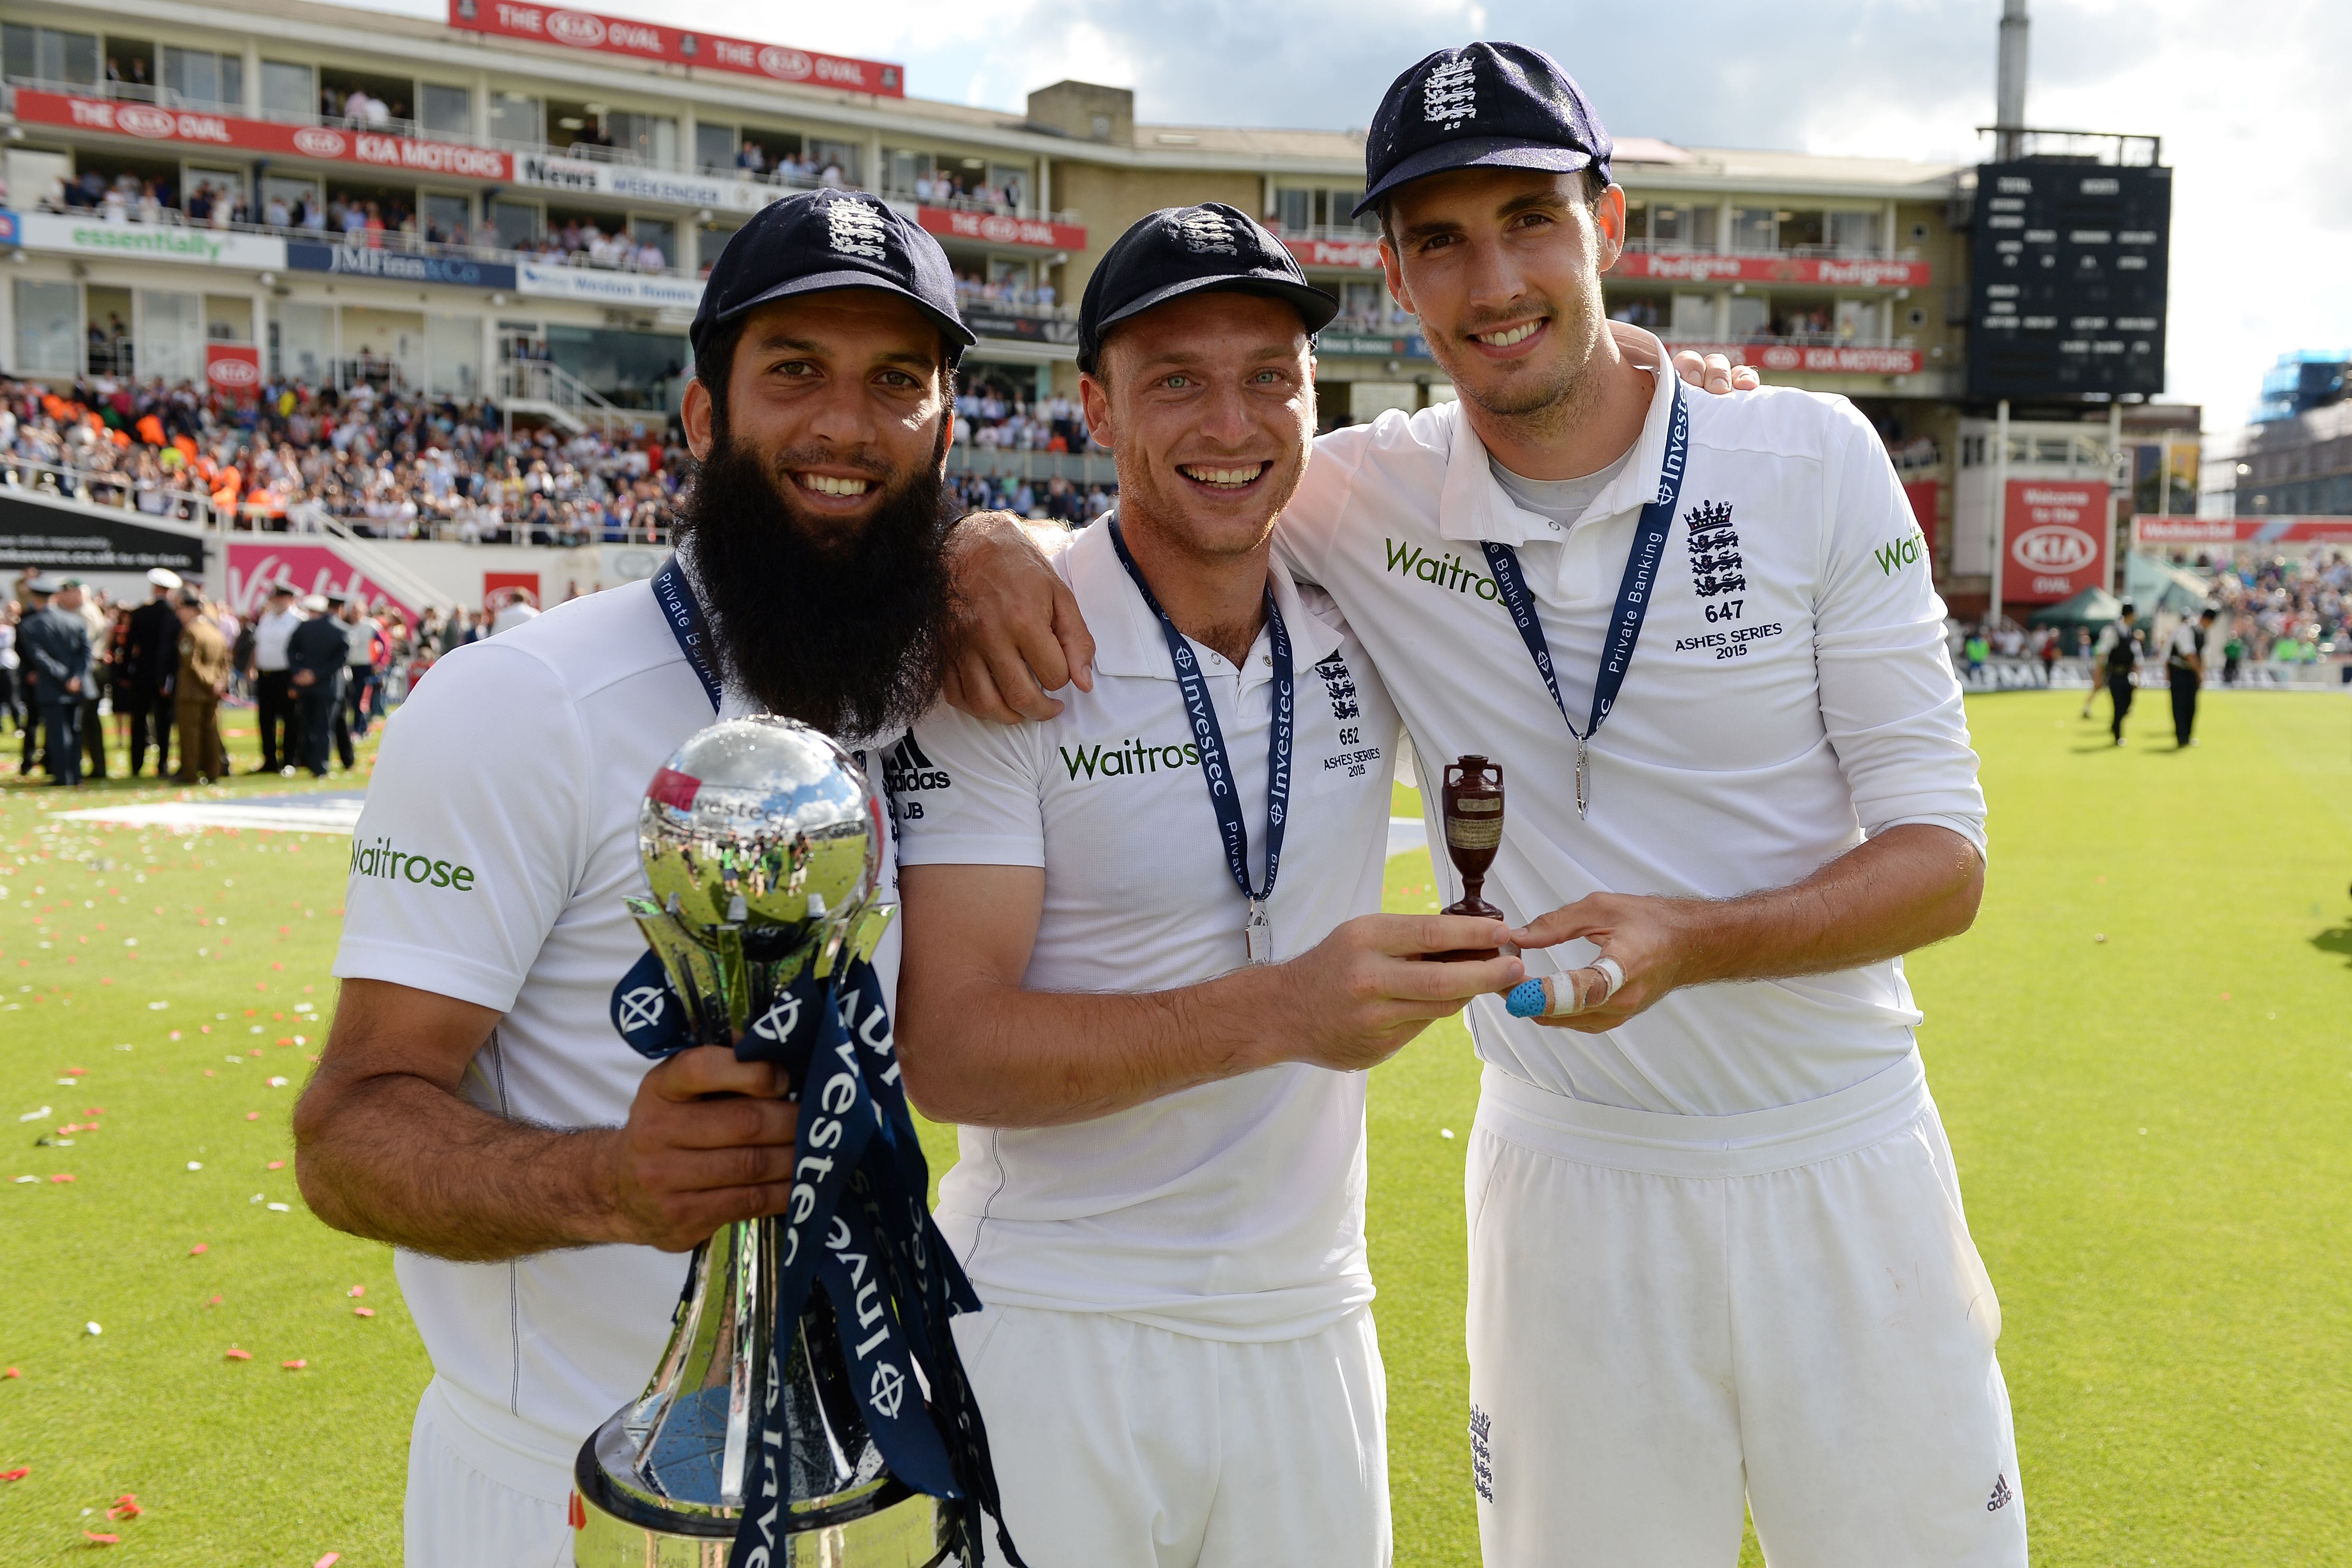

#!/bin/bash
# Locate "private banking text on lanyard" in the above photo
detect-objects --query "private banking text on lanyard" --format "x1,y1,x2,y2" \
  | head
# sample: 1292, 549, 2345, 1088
1481, 377, 1690, 818
1107, 516, 1293, 965
652, 555, 723, 715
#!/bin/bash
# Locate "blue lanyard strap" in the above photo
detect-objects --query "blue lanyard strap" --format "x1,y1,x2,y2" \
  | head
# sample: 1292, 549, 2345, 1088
1480, 378, 1689, 810
1106, 516, 1293, 908
651, 554, 722, 714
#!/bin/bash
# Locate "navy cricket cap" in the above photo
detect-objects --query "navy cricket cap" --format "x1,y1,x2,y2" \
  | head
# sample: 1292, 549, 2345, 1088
1077, 203, 1339, 375
689, 188, 976, 362
1354, 42, 1613, 218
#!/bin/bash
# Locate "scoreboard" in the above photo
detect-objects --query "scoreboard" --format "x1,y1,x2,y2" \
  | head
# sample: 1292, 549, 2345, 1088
1966, 160, 2171, 401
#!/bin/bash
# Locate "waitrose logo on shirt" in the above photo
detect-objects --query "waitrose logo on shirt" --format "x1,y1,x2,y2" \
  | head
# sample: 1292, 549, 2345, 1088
1383, 538, 1499, 602
349, 835, 476, 891
1061, 737, 1202, 782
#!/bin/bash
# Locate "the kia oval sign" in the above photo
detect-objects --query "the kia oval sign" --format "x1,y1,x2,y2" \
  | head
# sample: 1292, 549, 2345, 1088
115, 104, 177, 138
2011, 524, 2097, 574
546, 9, 606, 44
2001, 479, 2110, 604
291, 127, 347, 157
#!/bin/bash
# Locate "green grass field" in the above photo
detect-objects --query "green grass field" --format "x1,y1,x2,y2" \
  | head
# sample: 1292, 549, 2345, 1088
3, 689, 2349, 1565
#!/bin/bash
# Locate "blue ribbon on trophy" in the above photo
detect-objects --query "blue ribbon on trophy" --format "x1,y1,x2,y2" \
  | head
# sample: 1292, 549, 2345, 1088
587, 717, 1023, 1568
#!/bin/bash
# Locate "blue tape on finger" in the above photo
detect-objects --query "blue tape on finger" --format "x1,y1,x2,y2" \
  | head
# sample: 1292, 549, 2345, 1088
1505, 978, 1548, 1018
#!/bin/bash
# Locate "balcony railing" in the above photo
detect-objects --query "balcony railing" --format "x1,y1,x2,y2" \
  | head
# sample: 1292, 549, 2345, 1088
1265, 222, 1384, 245
3, 77, 1082, 228
1664, 330, 1918, 350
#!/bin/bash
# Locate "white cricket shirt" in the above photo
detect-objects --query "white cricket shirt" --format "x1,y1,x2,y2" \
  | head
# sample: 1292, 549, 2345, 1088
1276, 327, 1986, 1117
253, 606, 303, 672
333, 574, 903, 1488
894, 518, 1401, 1342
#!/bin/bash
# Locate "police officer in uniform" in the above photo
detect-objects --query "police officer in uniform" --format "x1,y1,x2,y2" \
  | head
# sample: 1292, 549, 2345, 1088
2167, 606, 2216, 747
2093, 601, 2142, 746
286, 593, 348, 776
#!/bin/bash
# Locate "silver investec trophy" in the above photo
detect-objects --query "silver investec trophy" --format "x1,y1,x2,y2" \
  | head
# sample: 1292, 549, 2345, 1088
574, 717, 944, 1567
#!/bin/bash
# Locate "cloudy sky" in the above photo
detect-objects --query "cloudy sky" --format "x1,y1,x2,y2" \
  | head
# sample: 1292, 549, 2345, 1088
361, 0, 2349, 431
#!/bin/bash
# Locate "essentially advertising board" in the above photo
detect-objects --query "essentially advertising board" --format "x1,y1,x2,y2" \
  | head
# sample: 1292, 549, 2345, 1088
13, 90, 511, 180
446, 0, 904, 97
16, 210, 287, 269
2003, 479, 2110, 603
1968, 160, 2171, 401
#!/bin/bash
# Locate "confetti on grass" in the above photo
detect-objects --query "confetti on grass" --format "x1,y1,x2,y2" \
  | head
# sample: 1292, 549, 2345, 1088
223, 1347, 251, 1361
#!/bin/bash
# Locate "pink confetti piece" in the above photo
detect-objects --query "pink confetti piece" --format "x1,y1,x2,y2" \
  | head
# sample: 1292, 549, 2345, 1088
245, 1113, 260, 1122
281, 1358, 307, 1371
222, 1347, 250, 1361
189, 1243, 207, 1256
314, 1554, 342, 1567
267, 1161, 284, 1171
50, 1174, 75, 1184
106, 1494, 141, 1520
353, 1307, 375, 1318
83, 1530, 119, 1544
0, 1466, 26, 1480
347, 1286, 365, 1298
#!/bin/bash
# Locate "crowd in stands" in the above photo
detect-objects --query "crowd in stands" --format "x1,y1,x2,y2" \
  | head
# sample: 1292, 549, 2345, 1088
0, 375, 682, 545
956, 377, 1092, 453
2203, 550, 2348, 666
44, 168, 680, 274
954, 272, 1063, 316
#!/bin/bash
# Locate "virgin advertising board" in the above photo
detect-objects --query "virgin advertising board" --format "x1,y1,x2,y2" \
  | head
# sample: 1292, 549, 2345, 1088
226, 543, 418, 621
2003, 480, 2110, 603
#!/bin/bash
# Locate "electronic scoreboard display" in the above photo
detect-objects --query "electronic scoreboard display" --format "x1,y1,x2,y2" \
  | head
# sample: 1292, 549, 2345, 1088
1967, 160, 2171, 400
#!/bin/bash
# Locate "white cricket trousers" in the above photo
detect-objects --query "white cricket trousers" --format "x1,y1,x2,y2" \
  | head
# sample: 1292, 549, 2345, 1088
952, 1301, 1391, 1568
404, 1379, 576, 1568
1466, 1051, 2027, 1568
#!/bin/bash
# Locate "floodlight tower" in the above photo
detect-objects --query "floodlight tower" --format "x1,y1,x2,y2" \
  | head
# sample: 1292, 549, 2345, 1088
1995, 0, 2029, 161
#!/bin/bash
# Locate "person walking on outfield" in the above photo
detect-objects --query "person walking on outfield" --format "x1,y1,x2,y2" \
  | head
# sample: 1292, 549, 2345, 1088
2168, 606, 2216, 747
250, 582, 302, 773
123, 568, 183, 776
340, 596, 378, 741
288, 593, 348, 776
954, 43, 2013, 1568
894, 208, 1526, 1568
2095, 601, 2141, 745
17, 575, 89, 787
172, 590, 231, 784
57, 579, 109, 782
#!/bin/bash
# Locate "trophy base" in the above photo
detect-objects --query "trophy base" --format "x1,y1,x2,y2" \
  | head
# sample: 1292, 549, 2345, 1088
1425, 894, 1506, 963
572, 1413, 949, 1568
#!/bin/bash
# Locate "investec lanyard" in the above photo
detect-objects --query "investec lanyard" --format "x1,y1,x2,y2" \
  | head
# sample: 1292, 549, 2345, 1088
1481, 377, 1689, 818
651, 554, 722, 714
1107, 516, 1293, 965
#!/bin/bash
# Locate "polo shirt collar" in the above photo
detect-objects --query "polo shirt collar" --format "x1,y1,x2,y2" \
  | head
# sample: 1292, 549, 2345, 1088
1437, 325, 1676, 546
1067, 512, 1343, 682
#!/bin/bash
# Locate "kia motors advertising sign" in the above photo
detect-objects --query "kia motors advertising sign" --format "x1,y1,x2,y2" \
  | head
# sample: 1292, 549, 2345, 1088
2004, 480, 2109, 603
205, 344, 261, 396
1668, 341, 1926, 376
14, 90, 513, 181
915, 207, 1087, 253
1608, 252, 1931, 288
446, 1, 904, 97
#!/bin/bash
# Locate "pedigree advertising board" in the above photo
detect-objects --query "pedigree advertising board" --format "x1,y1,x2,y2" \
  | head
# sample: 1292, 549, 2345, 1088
446, 1, 903, 97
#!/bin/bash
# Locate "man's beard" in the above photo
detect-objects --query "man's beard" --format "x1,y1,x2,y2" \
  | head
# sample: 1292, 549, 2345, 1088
674, 420, 953, 739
